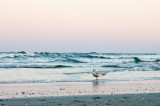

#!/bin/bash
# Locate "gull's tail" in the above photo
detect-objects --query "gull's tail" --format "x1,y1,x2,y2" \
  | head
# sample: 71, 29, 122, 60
102, 73, 106, 76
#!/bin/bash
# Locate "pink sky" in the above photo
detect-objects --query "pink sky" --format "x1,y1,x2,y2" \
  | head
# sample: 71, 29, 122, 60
0, 0, 160, 52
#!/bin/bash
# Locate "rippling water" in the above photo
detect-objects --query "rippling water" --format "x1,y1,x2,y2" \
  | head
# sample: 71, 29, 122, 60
0, 51, 160, 83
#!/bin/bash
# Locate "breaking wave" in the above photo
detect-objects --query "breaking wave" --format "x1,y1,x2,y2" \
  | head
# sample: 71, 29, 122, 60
0, 65, 72, 68
155, 59, 160, 62
133, 57, 143, 63
61, 58, 86, 63
17, 51, 27, 54
133, 57, 160, 63
0, 52, 160, 70
82, 54, 110, 59
102, 65, 122, 68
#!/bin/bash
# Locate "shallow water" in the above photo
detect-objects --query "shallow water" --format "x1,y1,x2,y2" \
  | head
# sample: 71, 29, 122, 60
0, 52, 160, 83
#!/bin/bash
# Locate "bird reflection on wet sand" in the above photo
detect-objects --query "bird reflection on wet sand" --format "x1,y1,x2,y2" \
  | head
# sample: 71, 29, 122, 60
92, 80, 106, 93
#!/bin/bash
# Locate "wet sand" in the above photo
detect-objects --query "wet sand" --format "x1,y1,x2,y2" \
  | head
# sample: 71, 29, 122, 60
0, 80, 160, 106
1, 93, 160, 106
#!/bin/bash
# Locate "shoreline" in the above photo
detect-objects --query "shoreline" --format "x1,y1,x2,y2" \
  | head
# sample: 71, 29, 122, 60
0, 80, 160, 98
0, 80, 160, 105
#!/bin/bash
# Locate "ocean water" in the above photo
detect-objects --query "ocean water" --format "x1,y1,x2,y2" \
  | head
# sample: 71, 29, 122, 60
0, 51, 160, 83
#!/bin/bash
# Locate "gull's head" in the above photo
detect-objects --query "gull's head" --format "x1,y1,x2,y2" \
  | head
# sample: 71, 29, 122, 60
93, 69, 96, 72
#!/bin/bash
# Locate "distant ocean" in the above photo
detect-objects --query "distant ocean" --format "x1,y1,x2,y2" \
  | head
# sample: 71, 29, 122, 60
0, 51, 160, 83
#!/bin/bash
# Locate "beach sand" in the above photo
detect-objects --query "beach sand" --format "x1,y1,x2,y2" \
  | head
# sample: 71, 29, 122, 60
0, 80, 160, 106
1, 93, 160, 106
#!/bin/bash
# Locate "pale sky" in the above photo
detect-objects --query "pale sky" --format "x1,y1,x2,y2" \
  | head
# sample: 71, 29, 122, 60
0, 0, 160, 53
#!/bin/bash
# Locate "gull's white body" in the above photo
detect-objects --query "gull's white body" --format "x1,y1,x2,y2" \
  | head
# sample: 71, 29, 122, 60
92, 69, 106, 79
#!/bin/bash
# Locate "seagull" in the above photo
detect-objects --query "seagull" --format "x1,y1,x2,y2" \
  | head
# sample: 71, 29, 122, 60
92, 69, 106, 79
